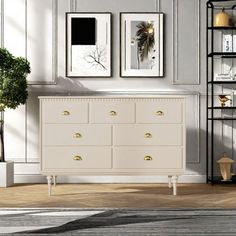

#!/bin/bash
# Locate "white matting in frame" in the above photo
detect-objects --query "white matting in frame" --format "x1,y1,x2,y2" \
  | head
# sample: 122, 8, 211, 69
120, 12, 164, 77
66, 12, 112, 77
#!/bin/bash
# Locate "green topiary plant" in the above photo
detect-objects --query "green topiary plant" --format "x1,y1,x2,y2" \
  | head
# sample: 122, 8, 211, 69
0, 48, 31, 162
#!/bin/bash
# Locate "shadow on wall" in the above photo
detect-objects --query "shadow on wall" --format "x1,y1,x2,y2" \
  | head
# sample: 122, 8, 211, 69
29, 78, 233, 179
29, 76, 93, 95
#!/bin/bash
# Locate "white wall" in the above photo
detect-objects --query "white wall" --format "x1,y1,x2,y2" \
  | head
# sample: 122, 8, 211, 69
0, 0, 207, 183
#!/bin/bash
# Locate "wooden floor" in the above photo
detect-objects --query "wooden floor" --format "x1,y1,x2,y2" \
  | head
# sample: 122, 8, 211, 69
1, 183, 236, 208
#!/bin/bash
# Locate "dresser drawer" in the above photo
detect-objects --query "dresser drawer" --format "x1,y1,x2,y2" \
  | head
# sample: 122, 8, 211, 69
113, 124, 183, 146
43, 147, 111, 169
90, 101, 135, 123
136, 99, 183, 123
113, 147, 183, 169
42, 100, 88, 123
43, 124, 111, 146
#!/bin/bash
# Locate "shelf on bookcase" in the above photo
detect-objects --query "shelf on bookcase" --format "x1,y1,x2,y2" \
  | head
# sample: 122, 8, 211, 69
208, 117, 236, 120
208, 107, 236, 109
208, 52, 236, 58
208, 26, 236, 30
208, 81, 236, 84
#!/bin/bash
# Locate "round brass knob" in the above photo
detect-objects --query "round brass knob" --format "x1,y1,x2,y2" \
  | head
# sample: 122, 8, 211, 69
73, 156, 82, 161
144, 156, 152, 161
62, 110, 70, 116
144, 133, 152, 138
156, 111, 164, 116
73, 133, 82, 138
109, 111, 117, 116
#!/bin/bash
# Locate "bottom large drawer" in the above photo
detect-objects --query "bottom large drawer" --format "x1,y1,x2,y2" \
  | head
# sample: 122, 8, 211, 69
113, 147, 183, 169
42, 147, 112, 169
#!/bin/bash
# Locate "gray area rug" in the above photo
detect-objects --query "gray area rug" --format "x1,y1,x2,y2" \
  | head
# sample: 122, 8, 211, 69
0, 208, 236, 235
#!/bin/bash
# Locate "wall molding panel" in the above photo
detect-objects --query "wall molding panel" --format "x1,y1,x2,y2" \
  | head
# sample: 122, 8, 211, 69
26, 0, 57, 85
186, 92, 200, 163
0, 0, 3, 47
2, 0, 57, 84
1, 0, 205, 183
155, 0, 160, 12
4, 105, 26, 162
70, 0, 76, 11
4, 0, 26, 57
172, 0, 200, 85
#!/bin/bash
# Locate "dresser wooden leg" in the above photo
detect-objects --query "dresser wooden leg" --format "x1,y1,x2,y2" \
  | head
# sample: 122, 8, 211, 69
171, 175, 178, 196
53, 176, 57, 187
168, 175, 172, 188
47, 176, 53, 196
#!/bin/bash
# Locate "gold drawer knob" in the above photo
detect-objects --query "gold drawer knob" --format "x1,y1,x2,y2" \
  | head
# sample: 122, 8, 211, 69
62, 110, 70, 116
73, 155, 82, 161
144, 156, 152, 161
73, 133, 82, 138
109, 110, 117, 116
144, 133, 152, 138
156, 111, 164, 116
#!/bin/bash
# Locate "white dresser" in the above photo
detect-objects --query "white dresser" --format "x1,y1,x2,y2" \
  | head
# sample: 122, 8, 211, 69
39, 95, 186, 195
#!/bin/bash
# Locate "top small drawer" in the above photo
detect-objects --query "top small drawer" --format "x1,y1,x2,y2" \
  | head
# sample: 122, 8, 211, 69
90, 101, 135, 123
136, 99, 183, 124
41, 100, 88, 123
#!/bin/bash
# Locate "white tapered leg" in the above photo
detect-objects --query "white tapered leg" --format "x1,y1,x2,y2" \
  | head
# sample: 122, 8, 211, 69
47, 176, 53, 196
171, 175, 178, 196
168, 175, 172, 188
53, 176, 57, 187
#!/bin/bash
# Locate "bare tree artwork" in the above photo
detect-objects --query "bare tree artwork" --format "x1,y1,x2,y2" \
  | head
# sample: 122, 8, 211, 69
84, 45, 107, 70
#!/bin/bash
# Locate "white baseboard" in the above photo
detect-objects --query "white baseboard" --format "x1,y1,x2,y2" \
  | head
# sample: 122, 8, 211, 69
14, 174, 206, 184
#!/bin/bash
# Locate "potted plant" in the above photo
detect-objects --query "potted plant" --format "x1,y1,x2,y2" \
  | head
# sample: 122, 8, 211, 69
0, 48, 30, 187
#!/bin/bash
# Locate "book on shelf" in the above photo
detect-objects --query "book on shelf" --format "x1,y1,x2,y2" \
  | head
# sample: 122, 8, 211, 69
233, 35, 236, 52
223, 34, 233, 52
214, 74, 234, 81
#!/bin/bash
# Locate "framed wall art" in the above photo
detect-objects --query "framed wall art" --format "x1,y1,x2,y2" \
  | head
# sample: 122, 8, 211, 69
66, 12, 112, 77
120, 12, 164, 77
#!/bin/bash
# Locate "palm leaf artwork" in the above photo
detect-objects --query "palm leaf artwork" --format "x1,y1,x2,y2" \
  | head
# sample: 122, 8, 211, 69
135, 21, 155, 63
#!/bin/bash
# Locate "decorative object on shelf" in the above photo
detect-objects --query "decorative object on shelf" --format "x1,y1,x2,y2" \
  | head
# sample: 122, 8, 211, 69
231, 89, 235, 106
218, 95, 231, 107
215, 73, 233, 81
66, 12, 112, 77
120, 12, 164, 77
217, 153, 234, 181
0, 48, 31, 187
223, 34, 233, 52
214, 8, 232, 27
233, 35, 236, 52
215, 67, 236, 81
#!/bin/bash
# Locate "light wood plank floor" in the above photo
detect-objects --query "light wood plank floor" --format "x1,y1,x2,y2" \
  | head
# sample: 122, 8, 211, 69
1, 183, 236, 208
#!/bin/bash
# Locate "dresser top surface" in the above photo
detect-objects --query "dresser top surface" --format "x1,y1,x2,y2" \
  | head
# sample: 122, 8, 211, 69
38, 91, 187, 99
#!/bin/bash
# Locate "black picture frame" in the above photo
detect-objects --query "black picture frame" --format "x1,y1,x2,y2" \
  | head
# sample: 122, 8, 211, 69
66, 12, 112, 78
120, 12, 164, 78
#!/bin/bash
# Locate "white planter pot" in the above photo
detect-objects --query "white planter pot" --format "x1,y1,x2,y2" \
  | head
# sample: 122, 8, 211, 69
0, 161, 14, 187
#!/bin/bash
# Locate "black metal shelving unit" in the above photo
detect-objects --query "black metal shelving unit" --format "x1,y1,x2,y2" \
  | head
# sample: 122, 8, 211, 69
207, 0, 236, 184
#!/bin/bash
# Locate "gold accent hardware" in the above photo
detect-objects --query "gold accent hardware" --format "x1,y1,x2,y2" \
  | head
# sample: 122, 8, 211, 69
218, 95, 230, 107
109, 110, 117, 116
73, 133, 82, 138
144, 133, 152, 138
73, 155, 82, 161
144, 156, 152, 161
62, 110, 70, 116
156, 111, 164, 116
